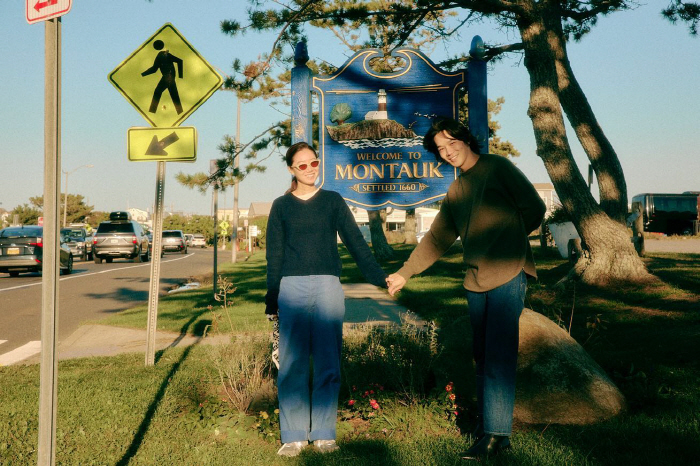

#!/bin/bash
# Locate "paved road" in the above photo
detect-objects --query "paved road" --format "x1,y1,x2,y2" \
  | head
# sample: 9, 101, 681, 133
643, 238, 700, 254
0, 248, 220, 365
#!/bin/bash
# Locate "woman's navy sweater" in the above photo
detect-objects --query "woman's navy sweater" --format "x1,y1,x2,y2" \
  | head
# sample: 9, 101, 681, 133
265, 189, 387, 313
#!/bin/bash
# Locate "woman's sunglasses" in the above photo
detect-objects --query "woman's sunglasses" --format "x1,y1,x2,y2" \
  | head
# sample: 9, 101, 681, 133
292, 159, 320, 171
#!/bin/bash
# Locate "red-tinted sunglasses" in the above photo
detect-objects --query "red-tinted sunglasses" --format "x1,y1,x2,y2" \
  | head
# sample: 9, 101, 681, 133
292, 159, 320, 171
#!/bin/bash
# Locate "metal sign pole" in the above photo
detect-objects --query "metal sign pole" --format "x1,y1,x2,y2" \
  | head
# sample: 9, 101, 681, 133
38, 17, 61, 466
213, 186, 219, 297
145, 161, 166, 366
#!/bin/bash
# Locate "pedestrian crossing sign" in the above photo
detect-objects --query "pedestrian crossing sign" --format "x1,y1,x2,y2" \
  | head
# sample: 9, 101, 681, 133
108, 23, 223, 128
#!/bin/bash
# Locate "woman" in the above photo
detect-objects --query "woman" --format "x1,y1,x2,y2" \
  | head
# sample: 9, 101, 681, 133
387, 118, 546, 461
265, 142, 388, 457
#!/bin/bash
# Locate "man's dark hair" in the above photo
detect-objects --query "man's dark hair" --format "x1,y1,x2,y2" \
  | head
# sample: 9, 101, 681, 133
423, 117, 482, 161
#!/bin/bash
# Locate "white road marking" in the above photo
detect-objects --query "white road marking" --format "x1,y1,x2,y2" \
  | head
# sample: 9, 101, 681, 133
0, 253, 193, 293
0, 340, 41, 366
0, 340, 7, 346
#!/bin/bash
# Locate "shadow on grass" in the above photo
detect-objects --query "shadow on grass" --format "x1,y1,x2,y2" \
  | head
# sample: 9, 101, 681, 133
162, 312, 212, 353
645, 253, 700, 296
296, 440, 398, 466
117, 345, 196, 466
534, 416, 700, 466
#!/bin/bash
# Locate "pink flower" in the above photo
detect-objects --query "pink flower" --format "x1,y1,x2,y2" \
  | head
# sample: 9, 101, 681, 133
370, 399, 380, 409
453, 411, 459, 416
445, 383, 453, 392
348, 399, 356, 406
449, 393, 456, 401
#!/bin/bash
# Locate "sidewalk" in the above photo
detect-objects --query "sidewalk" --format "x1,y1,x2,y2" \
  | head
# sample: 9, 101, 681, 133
21, 283, 420, 365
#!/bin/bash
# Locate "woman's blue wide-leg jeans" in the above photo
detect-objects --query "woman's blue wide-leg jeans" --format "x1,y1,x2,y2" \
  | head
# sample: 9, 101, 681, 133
277, 275, 345, 443
465, 270, 526, 436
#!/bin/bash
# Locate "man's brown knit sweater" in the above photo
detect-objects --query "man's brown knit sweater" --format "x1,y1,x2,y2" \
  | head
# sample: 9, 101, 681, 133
397, 153, 546, 292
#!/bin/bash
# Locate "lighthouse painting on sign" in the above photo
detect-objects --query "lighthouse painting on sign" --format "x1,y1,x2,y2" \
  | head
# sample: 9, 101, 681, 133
326, 89, 424, 149
313, 48, 468, 210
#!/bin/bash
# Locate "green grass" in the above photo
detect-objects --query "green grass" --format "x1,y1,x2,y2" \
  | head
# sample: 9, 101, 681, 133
95, 253, 271, 335
2, 245, 699, 464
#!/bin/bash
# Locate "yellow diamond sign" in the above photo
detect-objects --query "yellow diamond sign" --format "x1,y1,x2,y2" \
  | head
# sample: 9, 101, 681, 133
109, 23, 223, 128
127, 127, 197, 162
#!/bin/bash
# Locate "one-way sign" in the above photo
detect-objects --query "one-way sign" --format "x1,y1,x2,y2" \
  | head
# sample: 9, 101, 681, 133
26, 0, 72, 24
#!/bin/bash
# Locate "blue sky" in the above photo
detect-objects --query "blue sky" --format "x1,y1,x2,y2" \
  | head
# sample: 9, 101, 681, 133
1, 1, 699, 216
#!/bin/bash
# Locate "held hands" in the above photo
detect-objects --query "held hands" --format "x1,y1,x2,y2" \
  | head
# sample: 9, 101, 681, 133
386, 273, 407, 297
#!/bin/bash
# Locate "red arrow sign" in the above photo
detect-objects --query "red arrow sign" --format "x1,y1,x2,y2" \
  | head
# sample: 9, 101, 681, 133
26, 0, 71, 24
34, 0, 58, 12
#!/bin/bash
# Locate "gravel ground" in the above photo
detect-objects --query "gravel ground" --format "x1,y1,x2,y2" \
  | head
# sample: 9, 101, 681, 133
643, 237, 700, 254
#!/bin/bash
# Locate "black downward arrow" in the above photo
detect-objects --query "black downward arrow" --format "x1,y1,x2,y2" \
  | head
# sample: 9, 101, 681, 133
145, 132, 180, 156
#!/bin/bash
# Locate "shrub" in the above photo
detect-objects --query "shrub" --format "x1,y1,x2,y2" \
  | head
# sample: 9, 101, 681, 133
342, 318, 439, 402
207, 336, 275, 413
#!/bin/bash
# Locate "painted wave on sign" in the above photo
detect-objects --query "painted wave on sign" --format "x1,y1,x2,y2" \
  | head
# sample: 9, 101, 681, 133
336, 136, 424, 149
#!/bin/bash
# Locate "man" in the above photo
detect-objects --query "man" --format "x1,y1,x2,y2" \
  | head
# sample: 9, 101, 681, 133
387, 117, 546, 461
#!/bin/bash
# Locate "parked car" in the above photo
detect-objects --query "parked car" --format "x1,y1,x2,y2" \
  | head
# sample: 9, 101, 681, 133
184, 234, 194, 247
61, 227, 92, 261
191, 233, 206, 248
0, 225, 73, 277
92, 211, 150, 263
162, 230, 187, 254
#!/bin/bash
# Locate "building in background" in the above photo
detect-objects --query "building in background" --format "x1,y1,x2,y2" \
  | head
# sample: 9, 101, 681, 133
533, 183, 557, 218
248, 202, 273, 218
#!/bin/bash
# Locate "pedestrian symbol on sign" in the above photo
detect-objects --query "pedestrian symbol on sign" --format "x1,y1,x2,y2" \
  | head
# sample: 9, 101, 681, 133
141, 40, 184, 115
108, 23, 223, 128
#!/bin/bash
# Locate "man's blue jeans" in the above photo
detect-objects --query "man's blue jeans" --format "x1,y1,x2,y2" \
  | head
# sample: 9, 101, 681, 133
465, 270, 526, 436
277, 275, 345, 443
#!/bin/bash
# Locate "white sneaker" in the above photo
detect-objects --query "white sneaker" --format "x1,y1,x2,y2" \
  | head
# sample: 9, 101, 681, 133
313, 439, 339, 453
277, 441, 307, 457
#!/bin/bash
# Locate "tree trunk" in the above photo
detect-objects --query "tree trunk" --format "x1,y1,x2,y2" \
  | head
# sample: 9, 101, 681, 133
517, 9, 652, 286
404, 208, 418, 244
368, 209, 394, 260
553, 37, 628, 223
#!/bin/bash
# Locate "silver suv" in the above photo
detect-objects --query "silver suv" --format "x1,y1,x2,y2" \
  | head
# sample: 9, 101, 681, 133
93, 212, 150, 263
162, 230, 188, 254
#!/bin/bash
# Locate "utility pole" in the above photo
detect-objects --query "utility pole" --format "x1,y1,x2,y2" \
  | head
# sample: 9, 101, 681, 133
232, 98, 241, 263
211, 159, 219, 297
62, 164, 93, 227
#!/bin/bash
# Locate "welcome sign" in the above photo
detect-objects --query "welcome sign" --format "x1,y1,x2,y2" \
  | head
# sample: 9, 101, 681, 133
312, 48, 467, 209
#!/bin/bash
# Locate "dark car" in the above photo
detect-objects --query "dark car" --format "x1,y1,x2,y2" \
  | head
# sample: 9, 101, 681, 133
92, 212, 150, 263
61, 227, 92, 261
162, 230, 188, 254
0, 225, 73, 277
145, 231, 165, 258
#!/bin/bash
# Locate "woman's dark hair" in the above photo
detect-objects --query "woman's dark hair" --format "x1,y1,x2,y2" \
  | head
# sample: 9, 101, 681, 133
423, 117, 482, 161
285, 141, 317, 193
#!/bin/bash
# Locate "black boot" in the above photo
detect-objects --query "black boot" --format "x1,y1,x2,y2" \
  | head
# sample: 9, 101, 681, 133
460, 434, 511, 461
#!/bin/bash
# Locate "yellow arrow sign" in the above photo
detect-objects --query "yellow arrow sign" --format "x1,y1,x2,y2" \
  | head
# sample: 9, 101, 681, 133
109, 23, 223, 128
127, 127, 197, 162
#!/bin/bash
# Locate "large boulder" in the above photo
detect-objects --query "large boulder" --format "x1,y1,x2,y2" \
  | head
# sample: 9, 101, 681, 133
514, 309, 625, 425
